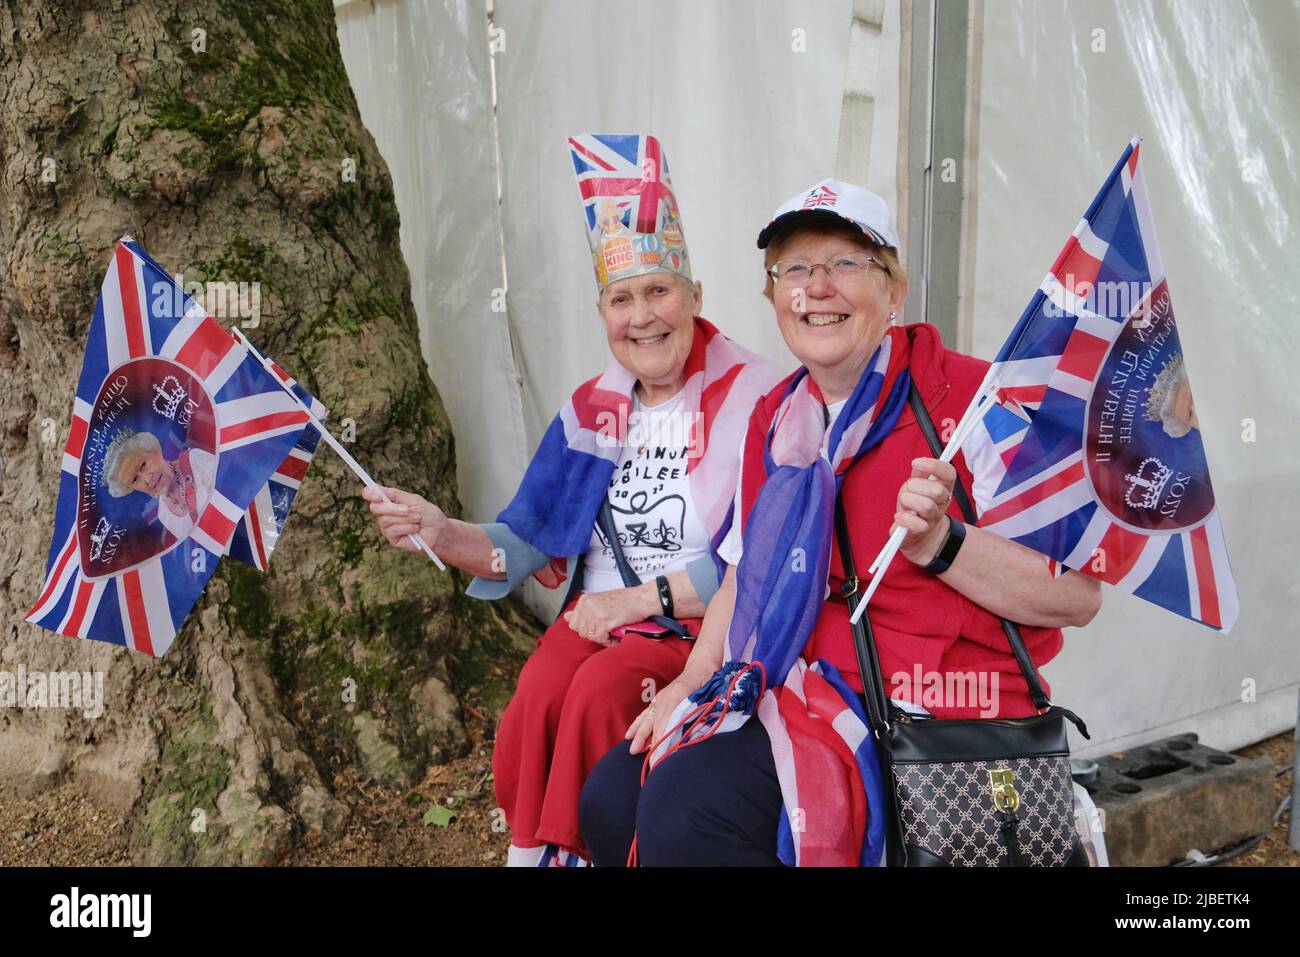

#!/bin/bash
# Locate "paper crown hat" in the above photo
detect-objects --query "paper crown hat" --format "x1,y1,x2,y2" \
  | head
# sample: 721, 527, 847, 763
567, 133, 692, 290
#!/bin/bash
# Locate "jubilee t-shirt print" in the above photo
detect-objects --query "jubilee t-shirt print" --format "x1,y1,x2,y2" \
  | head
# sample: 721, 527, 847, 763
582, 389, 711, 593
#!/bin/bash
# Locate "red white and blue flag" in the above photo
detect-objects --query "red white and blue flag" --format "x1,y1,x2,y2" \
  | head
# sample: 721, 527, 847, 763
25, 237, 320, 655
962, 140, 1239, 632
568, 133, 677, 236
496, 317, 780, 578
226, 364, 326, 572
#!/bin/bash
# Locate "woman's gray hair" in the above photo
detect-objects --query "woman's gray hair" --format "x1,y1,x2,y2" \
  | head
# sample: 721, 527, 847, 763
101, 428, 162, 497
1145, 354, 1193, 438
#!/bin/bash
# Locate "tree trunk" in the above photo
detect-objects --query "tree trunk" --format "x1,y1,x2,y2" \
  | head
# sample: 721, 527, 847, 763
0, 0, 535, 864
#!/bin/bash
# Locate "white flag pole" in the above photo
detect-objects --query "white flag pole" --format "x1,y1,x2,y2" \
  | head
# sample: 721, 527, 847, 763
848, 373, 1001, 625
231, 327, 446, 571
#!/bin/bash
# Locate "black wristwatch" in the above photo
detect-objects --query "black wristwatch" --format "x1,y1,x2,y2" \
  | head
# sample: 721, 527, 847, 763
655, 575, 674, 618
923, 516, 966, 575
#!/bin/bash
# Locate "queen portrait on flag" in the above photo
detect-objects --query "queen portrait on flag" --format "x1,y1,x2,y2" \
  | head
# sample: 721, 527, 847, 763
579, 178, 1108, 867
101, 427, 217, 542
363, 133, 783, 866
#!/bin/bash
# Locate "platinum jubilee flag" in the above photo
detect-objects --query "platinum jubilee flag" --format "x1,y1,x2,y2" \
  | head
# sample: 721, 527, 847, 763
961, 140, 1239, 632
25, 238, 324, 655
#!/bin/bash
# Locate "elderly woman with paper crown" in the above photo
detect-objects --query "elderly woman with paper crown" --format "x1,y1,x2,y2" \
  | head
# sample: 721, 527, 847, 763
363, 134, 782, 866
578, 179, 1105, 866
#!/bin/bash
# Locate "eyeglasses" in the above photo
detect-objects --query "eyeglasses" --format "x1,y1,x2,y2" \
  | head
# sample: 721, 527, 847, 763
766, 251, 884, 287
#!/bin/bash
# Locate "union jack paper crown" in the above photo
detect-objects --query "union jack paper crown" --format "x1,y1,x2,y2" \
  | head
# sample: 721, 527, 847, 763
567, 133, 692, 289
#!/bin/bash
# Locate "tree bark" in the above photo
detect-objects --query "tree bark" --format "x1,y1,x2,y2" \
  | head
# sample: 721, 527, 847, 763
0, 0, 535, 863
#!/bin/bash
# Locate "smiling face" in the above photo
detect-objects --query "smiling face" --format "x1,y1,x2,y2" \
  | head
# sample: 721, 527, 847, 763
115, 446, 172, 498
598, 271, 701, 394
764, 224, 907, 401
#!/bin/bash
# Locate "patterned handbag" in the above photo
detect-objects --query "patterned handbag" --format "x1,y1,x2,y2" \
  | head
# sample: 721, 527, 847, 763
833, 379, 1093, 867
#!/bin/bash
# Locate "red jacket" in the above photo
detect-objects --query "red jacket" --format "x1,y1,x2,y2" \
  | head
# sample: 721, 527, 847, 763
737, 322, 1065, 719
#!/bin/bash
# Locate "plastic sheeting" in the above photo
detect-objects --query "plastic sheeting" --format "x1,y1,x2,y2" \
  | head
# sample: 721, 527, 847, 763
968, 0, 1300, 756
490, 0, 853, 444
335, 0, 529, 526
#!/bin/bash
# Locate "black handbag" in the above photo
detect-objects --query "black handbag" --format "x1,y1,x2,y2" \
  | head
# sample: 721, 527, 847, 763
833, 379, 1093, 867
556, 499, 691, 640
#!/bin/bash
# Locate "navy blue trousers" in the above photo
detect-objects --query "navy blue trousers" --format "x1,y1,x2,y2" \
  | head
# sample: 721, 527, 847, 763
578, 717, 786, 866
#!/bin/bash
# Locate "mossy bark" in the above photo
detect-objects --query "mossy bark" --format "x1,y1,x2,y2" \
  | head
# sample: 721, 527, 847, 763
0, 0, 537, 864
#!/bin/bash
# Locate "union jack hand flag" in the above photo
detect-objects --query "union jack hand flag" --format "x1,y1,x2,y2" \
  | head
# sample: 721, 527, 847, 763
226, 365, 326, 572
962, 139, 1239, 632
25, 237, 320, 655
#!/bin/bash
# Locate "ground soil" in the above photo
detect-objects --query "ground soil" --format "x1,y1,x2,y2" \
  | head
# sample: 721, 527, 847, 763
2, 719, 1295, 867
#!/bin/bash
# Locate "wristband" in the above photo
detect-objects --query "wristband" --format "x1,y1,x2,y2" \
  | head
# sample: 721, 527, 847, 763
655, 575, 674, 618
923, 516, 966, 575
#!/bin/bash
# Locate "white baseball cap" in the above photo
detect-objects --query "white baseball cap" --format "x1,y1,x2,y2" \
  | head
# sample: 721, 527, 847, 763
756, 178, 900, 251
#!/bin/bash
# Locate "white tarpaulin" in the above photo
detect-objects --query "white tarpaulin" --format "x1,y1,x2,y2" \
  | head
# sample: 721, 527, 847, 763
336, 0, 529, 526
966, 0, 1299, 756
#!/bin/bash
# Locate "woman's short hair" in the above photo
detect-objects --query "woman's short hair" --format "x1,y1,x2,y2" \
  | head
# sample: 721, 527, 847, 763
102, 428, 163, 497
761, 220, 907, 302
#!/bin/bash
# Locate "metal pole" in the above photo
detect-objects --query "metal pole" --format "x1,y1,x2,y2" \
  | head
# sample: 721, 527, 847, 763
1289, 688, 1299, 850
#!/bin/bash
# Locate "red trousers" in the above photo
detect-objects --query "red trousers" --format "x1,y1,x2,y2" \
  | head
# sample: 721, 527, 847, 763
492, 595, 696, 857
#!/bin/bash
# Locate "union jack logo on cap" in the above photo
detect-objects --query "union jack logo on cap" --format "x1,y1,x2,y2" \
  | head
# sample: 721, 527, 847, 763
801, 185, 839, 209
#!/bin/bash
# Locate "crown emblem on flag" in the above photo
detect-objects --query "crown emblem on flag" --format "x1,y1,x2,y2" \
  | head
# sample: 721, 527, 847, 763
88, 517, 112, 562
152, 375, 188, 420
1124, 457, 1173, 510
568, 133, 692, 290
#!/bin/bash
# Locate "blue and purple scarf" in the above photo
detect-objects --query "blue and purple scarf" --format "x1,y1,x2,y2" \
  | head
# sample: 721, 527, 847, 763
650, 325, 912, 866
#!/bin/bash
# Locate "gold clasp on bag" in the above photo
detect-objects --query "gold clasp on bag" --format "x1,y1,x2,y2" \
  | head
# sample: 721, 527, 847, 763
989, 768, 1020, 813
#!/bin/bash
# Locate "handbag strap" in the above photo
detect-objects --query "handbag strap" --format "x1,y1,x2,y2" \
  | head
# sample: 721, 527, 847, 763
904, 380, 1050, 710
593, 498, 690, 639
834, 495, 898, 734
596, 499, 642, 590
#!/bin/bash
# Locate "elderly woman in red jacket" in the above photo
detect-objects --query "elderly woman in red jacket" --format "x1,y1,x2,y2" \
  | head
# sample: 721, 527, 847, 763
579, 178, 1104, 866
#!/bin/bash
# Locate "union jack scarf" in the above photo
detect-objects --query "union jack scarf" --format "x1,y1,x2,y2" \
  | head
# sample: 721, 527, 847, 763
497, 316, 781, 586
649, 325, 912, 866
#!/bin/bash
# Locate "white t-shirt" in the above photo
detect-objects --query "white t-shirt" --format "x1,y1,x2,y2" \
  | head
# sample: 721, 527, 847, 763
717, 398, 847, 566
581, 389, 711, 594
